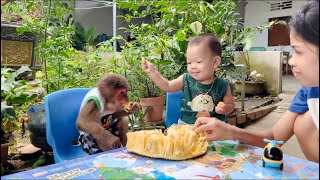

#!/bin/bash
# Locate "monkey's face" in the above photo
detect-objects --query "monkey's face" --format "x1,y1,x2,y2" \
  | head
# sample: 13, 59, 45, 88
115, 88, 129, 108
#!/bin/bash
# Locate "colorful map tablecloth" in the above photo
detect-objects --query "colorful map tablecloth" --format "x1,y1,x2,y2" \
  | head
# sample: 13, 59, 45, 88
2, 141, 319, 179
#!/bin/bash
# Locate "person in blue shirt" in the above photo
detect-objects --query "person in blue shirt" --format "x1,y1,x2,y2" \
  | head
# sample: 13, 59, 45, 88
193, 0, 319, 163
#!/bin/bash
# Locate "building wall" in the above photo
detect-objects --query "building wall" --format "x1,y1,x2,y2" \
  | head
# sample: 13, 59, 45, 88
73, 1, 153, 46
74, 1, 114, 36
235, 0, 246, 29
244, 0, 307, 54
73, 1, 129, 46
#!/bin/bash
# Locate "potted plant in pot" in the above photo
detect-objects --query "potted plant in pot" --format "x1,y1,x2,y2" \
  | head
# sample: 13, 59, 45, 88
107, 39, 171, 123
1, 66, 38, 165
234, 50, 267, 96
1, 102, 16, 165
230, 19, 287, 96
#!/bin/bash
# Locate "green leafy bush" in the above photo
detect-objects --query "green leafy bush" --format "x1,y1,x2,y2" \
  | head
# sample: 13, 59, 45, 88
74, 21, 102, 51
1, 66, 37, 143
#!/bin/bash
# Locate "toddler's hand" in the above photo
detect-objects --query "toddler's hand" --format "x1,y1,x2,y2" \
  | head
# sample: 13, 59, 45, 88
215, 101, 227, 114
141, 58, 156, 74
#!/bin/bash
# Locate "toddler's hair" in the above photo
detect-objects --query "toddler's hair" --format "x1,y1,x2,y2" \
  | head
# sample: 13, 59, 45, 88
188, 33, 222, 57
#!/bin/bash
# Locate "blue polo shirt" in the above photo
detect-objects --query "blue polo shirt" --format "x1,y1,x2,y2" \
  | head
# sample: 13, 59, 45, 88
288, 86, 319, 129
288, 87, 319, 113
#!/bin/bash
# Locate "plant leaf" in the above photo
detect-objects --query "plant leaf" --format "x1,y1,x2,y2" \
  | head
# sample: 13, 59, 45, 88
1, 102, 16, 119
32, 157, 46, 169
190, 21, 202, 34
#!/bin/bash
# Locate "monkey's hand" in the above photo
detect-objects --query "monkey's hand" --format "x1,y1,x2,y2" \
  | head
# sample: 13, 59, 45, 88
95, 131, 122, 151
117, 118, 128, 146
129, 102, 139, 114
76, 101, 122, 150
115, 102, 140, 119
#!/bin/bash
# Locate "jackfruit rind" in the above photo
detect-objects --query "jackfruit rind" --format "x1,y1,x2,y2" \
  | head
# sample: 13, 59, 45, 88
126, 125, 208, 160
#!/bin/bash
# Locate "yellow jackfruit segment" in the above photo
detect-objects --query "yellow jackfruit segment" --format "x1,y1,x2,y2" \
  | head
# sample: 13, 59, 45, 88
126, 125, 208, 160
123, 102, 131, 112
217, 101, 225, 107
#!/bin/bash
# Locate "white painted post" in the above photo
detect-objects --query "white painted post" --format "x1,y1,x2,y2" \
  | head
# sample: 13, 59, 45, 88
113, 2, 117, 52
235, 64, 246, 111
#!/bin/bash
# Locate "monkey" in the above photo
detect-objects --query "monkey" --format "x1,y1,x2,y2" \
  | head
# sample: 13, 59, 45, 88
75, 74, 139, 155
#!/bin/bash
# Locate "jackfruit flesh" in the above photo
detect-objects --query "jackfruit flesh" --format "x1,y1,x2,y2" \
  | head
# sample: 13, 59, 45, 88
126, 125, 208, 160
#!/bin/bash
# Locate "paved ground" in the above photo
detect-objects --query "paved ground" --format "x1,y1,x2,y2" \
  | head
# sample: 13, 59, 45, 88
244, 75, 306, 160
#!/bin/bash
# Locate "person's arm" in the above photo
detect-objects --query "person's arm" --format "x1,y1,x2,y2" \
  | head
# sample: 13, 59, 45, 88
215, 85, 235, 115
76, 101, 106, 136
233, 110, 298, 147
193, 110, 298, 148
141, 59, 184, 92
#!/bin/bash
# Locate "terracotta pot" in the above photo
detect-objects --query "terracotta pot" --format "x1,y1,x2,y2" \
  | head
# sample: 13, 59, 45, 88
139, 96, 165, 122
1, 135, 14, 165
234, 81, 266, 95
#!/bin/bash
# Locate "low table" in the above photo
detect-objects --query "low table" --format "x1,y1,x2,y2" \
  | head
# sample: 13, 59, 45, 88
2, 140, 319, 179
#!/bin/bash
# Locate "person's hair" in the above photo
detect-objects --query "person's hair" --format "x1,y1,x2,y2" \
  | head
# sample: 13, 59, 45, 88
288, 0, 319, 47
98, 74, 129, 90
188, 33, 222, 57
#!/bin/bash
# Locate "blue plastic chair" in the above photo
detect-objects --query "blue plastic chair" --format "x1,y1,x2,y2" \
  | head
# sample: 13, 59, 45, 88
165, 90, 228, 127
165, 91, 183, 127
45, 88, 91, 163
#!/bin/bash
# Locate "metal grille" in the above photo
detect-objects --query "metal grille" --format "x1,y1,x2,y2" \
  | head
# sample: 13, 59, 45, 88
270, 1, 292, 11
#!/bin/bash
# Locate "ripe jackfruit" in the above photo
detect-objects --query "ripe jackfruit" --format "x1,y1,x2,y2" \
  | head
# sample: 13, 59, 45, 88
126, 125, 208, 160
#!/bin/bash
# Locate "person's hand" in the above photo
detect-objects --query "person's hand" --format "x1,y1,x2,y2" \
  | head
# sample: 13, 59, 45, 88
193, 117, 234, 141
95, 131, 122, 151
141, 58, 156, 74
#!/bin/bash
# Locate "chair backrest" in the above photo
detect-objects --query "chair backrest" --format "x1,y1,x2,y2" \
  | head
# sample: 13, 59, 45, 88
165, 91, 183, 127
45, 88, 91, 163
165, 91, 228, 126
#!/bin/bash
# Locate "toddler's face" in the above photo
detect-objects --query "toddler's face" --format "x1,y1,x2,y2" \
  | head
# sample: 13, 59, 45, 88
289, 30, 319, 87
186, 43, 218, 84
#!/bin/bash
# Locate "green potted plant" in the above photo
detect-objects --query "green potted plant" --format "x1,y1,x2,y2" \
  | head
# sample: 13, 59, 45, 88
1, 102, 16, 165
234, 50, 267, 95
74, 21, 102, 52
232, 20, 286, 96
1, 66, 37, 165
106, 38, 169, 122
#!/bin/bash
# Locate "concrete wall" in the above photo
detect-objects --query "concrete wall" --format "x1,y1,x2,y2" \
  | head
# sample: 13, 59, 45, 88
73, 1, 153, 46
234, 51, 283, 95
73, 1, 128, 45
244, 0, 308, 55
235, 0, 246, 29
